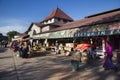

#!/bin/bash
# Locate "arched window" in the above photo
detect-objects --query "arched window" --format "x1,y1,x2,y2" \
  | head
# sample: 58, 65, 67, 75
33, 30, 36, 35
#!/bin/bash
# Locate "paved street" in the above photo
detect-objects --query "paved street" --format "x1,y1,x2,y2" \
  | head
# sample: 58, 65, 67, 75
0, 47, 120, 80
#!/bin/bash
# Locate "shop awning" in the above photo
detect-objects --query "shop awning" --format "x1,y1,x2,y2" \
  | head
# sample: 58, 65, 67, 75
49, 28, 78, 39
32, 34, 40, 39
74, 22, 120, 37
74, 29, 120, 37
32, 22, 120, 39
39, 33, 50, 39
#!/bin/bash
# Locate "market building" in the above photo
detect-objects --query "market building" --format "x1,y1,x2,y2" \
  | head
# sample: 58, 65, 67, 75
26, 8, 120, 54
26, 7, 74, 47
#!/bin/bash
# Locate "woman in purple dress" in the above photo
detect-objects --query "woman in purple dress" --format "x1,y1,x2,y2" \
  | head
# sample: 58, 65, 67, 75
103, 41, 117, 71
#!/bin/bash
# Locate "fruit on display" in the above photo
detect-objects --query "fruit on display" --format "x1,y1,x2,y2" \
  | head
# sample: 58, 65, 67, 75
30, 45, 46, 54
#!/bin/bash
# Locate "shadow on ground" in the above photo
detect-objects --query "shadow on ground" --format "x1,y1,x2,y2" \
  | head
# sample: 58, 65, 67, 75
15, 54, 120, 80
0, 47, 8, 53
0, 67, 18, 80
1, 48, 120, 80
28, 51, 51, 58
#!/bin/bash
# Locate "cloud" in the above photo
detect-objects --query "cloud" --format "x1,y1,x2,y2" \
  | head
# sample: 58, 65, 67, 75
0, 25, 27, 35
0, 18, 30, 35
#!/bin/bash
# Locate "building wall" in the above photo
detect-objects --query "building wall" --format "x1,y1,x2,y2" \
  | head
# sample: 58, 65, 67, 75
42, 25, 50, 32
28, 24, 40, 37
44, 18, 55, 24
43, 18, 70, 24
109, 35, 120, 50
49, 25, 57, 30
55, 18, 69, 24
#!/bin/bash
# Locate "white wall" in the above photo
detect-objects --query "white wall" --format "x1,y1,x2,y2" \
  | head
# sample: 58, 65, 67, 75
44, 18, 55, 24
43, 18, 70, 24
42, 25, 50, 32
14, 35, 20, 38
28, 24, 40, 37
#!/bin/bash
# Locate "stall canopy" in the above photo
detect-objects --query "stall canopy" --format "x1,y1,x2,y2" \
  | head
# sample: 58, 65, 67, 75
32, 34, 40, 39
48, 28, 78, 39
74, 29, 120, 37
74, 22, 120, 37
39, 33, 50, 39
19, 34, 29, 41
35, 22, 120, 39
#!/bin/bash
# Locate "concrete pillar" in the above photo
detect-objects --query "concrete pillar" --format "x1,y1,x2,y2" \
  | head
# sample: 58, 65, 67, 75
102, 38, 106, 53
90, 38, 93, 44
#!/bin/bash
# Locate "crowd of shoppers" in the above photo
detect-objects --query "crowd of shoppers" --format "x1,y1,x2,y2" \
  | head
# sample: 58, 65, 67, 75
0, 40, 8, 48
9, 39, 118, 72
10, 40, 30, 58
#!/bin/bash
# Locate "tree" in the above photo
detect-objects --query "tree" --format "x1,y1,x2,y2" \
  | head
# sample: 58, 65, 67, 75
0, 33, 3, 42
6, 31, 20, 41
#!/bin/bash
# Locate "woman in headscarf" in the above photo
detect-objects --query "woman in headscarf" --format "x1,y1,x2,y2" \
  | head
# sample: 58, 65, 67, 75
103, 41, 118, 71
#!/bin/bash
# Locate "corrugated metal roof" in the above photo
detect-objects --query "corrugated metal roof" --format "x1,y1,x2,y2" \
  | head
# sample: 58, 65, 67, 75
43, 9, 120, 33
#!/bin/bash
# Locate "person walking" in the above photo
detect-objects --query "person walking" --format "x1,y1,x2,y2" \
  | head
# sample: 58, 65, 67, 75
18, 42, 23, 57
22, 41, 29, 58
55, 40, 59, 54
103, 41, 118, 71
87, 45, 96, 60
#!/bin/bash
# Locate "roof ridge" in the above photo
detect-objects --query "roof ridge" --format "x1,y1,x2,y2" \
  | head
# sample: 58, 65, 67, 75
43, 7, 73, 22
85, 8, 120, 18
54, 7, 59, 16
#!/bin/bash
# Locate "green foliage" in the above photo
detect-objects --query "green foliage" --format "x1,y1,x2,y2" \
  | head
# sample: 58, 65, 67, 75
6, 31, 20, 41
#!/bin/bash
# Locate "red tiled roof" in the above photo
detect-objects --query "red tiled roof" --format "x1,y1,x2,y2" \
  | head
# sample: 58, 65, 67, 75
42, 8, 120, 33
33, 22, 44, 27
43, 7, 73, 21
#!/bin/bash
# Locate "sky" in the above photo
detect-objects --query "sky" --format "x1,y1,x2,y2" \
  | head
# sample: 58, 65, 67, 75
0, 0, 120, 36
